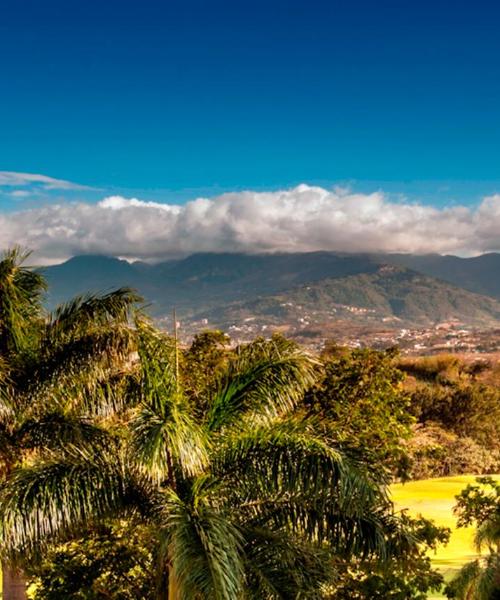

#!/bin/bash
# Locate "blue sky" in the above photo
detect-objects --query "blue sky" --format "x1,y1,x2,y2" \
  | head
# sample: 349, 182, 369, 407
2, 0, 500, 207
3, 0, 500, 263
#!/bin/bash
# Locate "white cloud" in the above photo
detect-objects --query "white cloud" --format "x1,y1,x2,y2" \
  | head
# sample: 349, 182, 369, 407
1, 184, 500, 264
98, 196, 181, 212
0, 171, 92, 191
9, 190, 31, 198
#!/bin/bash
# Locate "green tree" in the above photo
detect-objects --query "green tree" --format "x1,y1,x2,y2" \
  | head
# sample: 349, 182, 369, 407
326, 514, 449, 599
0, 330, 414, 600
409, 381, 500, 447
402, 355, 500, 477
0, 248, 141, 600
182, 330, 230, 415
25, 523, 154, 600
306, 347, 414, 479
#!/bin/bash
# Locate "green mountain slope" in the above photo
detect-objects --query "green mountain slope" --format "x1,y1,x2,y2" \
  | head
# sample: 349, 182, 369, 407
43, 252, 380, 312
202, 265, 500, 327
380, 253, 500, 299
41, 252, 500, 328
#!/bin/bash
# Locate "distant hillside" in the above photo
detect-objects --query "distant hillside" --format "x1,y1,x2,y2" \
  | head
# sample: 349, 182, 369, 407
381, 253, 500, 299
202, 265, 500, 328
43, 252, 381, 313
43, 255, 144, 305
41, 251, 500, 328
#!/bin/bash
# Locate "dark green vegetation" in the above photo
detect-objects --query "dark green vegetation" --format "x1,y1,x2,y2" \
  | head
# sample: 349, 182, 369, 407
0, 248, 140, 599
207, 266, 500, 327
25, 523, 153, 600
0, 248, 450, 600
42, 252, 500, 327
306, 346, 414, 479
1, 248, 499, 599
382, 252, 500, 300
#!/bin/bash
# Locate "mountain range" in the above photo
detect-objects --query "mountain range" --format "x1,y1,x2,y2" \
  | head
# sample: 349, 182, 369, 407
41, 252, 500, 329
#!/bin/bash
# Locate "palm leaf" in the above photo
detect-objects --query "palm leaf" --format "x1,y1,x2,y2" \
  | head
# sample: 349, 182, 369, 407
241, 526, 333, 599
158, 480, 244, 600
131, 324, 207, 482
20, 326, 137, 415
208, 337, 318, 431
44, 288, 141, 344
0, 247, 46, 356
0, 443, 150, 556
15, 412, 112, 452
474, 517, 500, 552
445, 555, 500, 599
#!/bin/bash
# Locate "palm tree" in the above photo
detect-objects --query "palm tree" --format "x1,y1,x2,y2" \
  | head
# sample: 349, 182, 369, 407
445, 481, 500, 600
0, 247, 46, 600
445, 521, 500, 599
446, 555, 500, 600
0, 247, 141, 599
0, 325, 410, 599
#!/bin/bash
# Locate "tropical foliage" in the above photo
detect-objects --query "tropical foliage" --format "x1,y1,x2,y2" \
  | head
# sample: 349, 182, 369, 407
326, 514, 449, 600
306, 345, 414, 479
0, 247, 140, 598
0, 247, 455, 599
0, 326, 413, 599
25, 523, 154, 600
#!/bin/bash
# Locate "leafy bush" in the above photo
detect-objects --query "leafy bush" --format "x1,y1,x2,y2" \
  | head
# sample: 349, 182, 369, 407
325, 514, 449, 600
26, 523, 154, 600
406, 423, 499, 479
307, 347, 414, 479
399, 354, 500, 477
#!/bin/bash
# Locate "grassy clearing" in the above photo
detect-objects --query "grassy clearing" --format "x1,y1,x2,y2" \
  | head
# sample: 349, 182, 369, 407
392, 475, 499, 599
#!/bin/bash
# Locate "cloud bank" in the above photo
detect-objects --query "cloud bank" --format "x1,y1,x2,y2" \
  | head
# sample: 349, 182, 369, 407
1, 184, 500, 264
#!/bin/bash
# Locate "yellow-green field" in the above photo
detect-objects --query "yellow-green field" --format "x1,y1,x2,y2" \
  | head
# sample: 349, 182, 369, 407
392, 475, 499, 600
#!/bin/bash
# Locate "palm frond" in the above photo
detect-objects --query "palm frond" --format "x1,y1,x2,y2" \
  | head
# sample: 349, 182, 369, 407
445, 555, 500, 599
208, 337, 318, 431
242, 526, 333, 599
159, 480, 244, 600
0, 444, 148, 557
132, 402, 208, 484
20, 325, 137, 414
44, 288, 141, 345
0, 247, 46, 356
212, 418, 394, 558
474, 517, 500, 552
0, 356, 15, 418
132, 324, 207, 482
213, 417, 346, 498
15, 412, 112, 452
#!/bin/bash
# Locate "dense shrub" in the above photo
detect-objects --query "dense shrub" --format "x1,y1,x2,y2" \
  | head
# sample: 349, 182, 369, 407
406, 423, 500, 479
325, 514, 449, 600
26, 524, 154, 600
399, 354, 500, 478
307, 347, 414, 479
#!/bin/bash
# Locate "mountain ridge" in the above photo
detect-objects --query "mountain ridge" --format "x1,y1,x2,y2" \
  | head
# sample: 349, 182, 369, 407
200, 264, 500, 328
40, 251, 500, 328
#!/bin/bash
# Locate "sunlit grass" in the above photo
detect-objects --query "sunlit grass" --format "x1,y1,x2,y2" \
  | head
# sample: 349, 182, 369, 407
392, 475, 499, 600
